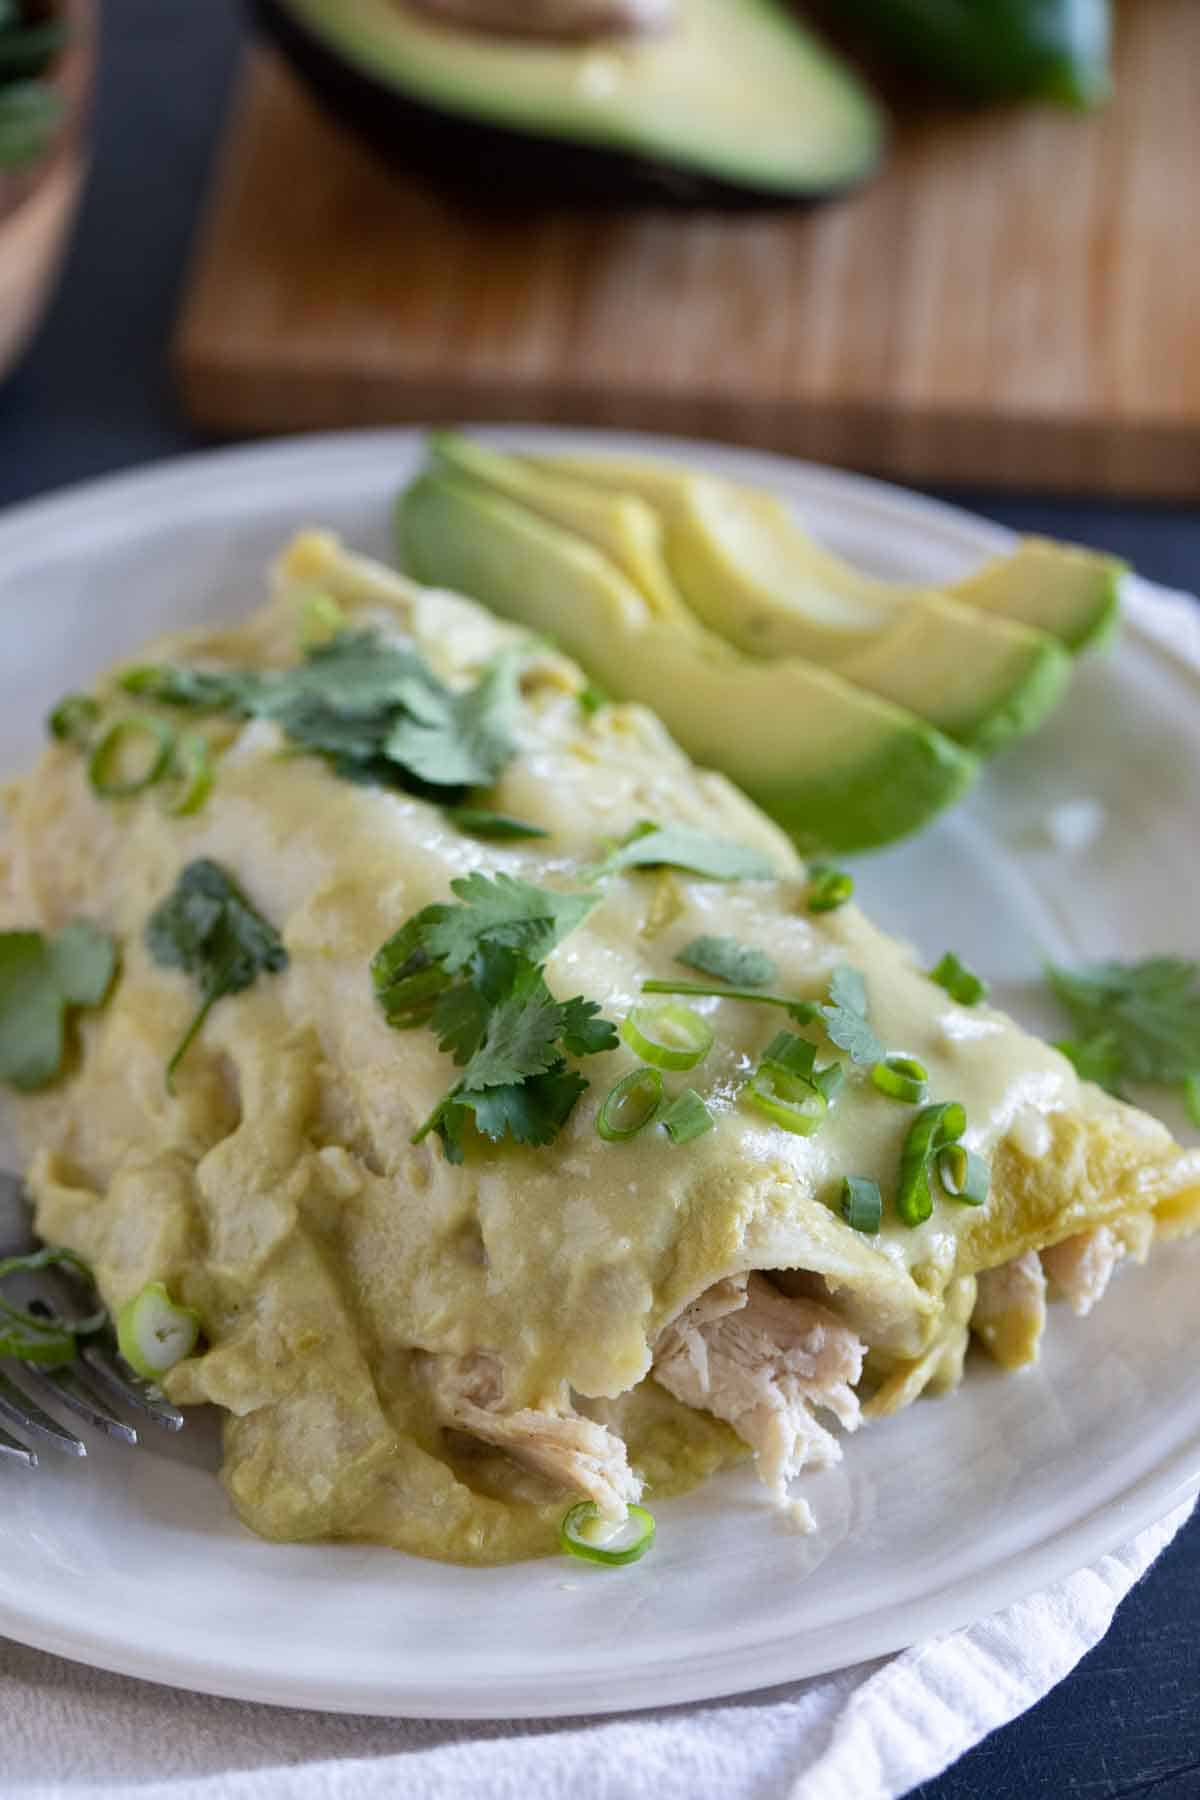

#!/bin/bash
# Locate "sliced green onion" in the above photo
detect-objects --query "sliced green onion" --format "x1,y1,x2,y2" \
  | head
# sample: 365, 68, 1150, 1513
641, 978, 819, 1025
298, 590, 347, 648
1183, 1073, 1200, 1130
559, 1500, 656, 1566
813, 1062, 846, 1103
937, 1144, 991, 1206
116, 1281, 201, 1380
871, 1054, 930, 1105
761, 1030, 816, 1078
446, 807, 550, 841
896, 1101, 967, 1227
929, 951, 989, 1007
597, 1066, 664, 1142
0, 1246, 105, 1367
577, 682, 610, 718
48, 693, 100, 746
621, 1002, 714, 1071
841, 1175, 882, 1234
87, 716, 175, 798
660, 1088, 715, 1145
745, 1061, 828, 1137
161, 732, 214, 817
808, 864, 854, 913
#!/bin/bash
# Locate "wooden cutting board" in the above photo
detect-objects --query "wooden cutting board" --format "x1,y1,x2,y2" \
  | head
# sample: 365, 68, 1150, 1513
176, 2, 1200, 497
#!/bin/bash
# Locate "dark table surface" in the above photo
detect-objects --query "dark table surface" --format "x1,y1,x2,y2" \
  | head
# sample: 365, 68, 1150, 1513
1, 4, 1198, 1794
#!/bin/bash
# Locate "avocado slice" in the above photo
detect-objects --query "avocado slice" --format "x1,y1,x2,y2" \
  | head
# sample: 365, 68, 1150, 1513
253, 0, 885, 206
948, 539, 1123, 653
504, 452, 1070, 753
397, 468, 977, 855
430, 433, 682, 614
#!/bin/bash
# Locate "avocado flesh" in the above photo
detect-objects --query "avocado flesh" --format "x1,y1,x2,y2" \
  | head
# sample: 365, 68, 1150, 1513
430, 434, 682, 615
397, 469, 977, 855
267, 0, 884, 202
949, 539, 1124, 653
525, 456, 1076, 752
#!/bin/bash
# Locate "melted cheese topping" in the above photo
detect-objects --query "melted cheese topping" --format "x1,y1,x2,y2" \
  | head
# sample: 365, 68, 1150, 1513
1, 531, 1197, 1564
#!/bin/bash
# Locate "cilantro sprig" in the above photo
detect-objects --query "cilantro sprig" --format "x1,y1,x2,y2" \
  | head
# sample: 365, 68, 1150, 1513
116, 631, 522, 800
676, 935, 776, 988
584, 821, 776, 884
642, 961, 884, 1069
1047, 956, 1200, 1118
145, 860, 288, 1087
0, 922, 118, 1091
372, 873, 617, 1162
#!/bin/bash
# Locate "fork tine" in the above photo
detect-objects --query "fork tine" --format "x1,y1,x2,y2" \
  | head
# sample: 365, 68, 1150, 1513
0, 1422, 37, 1467
0, 1370, 86, 1456
21, 1365, 139, 1446
80, 1343, 185, 1431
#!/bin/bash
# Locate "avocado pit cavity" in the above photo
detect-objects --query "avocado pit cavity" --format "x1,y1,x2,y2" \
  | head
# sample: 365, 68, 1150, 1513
407, 0, 675, 41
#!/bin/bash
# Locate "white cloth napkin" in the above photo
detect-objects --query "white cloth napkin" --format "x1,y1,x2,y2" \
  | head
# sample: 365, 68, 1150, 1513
0, 1499, 1190, 1800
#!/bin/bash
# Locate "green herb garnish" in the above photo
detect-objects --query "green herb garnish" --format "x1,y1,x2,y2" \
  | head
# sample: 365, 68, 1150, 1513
676, 935, 776, 988
641, 962, 882, 1069
559, 1500, 656, 1566
896, 1101, 967, 1227
840, 1176, 882, 1235
373, 873, 616, 1163
596, 1066, 664, 1142
745, 1061, 828, 1137
0, 1247, 106, 1366
929, 951, 989, 1007
660, 1087, 715, 1145
0, 922, 117, 1091
113, 631, 523, 800
871, 1054, 930, 1105
446, 808, 550, 841
87, 716, 176, 799
48, 693, 99, 746
1047, 958, 1200, 1122
577, 681, 609, 718
807, 865, 854, 913
621, 1002, 714, 1072
586, 820, 775, 884
145, 860, 288, 1088
937, 1144, 991, 1207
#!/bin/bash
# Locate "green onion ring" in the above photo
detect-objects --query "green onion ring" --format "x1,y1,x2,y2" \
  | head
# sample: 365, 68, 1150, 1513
929, 951, 989, 1007
807, 864, 854, 913
745, 1060, 828, 1137
160, 732, 214, 817
87, 716, 176, 798
621, 1002, 714, 1071
660, 1087, 716, 1144
841, 1175, 882, 1234
597, 1066, 664, 1142
896, 1101, 967, 1226
48, 693, 100, 746
936, 1144, 991, 1206
559, 1501, 656, 1566
871, 1054, 930, 1105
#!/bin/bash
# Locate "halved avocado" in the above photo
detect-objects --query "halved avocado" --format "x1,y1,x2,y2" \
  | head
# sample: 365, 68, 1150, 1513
523, 454, 1088, 751
397, 467, 977, 854
252, 0, 884, 206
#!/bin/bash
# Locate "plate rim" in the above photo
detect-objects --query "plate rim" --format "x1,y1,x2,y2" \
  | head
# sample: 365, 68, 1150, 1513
0, 424, 1197, 1719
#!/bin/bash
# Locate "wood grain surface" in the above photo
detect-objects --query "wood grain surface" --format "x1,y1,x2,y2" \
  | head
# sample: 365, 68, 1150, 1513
176, 1, 1200, 497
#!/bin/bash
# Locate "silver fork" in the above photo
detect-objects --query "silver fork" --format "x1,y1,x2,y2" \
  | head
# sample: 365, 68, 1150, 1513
0, 1170, 184, 1466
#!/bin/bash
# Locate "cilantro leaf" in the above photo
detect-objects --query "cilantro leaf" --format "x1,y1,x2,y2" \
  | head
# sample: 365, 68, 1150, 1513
431, 980, 491, 1066
117, 632, 522, 801
819, 963, 883, 1067
465, 1063, 590, 1147
145, 860, 287, 1086
457, 959, 566, 1091
1047, 957, 1200, 1110
586, 821, 776, 884
0, 921, 117, 1091
422, 872, 600, 974
677, 935, 776, 989
446, 808, 549, 841
559, 995, 620, 1058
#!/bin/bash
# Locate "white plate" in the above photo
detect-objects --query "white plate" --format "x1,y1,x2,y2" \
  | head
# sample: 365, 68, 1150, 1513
0, 429, 1197, 1720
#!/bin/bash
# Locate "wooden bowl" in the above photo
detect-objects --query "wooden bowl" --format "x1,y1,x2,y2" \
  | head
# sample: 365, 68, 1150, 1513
0, 0, 94, 384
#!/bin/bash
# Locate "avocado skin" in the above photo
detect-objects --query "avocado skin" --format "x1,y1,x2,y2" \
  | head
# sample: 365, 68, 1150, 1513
397, 467, 978, 855
251, 0, 880, 209
953, 637, 1071, 756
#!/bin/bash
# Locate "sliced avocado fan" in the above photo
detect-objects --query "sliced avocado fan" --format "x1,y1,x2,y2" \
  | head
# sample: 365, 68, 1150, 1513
514, 450, 1104, 755
397, 465, 977, 856
261, 0, 884, 205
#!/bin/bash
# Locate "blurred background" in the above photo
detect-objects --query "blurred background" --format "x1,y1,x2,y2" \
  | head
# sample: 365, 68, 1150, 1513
0, 0, 1198, 588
